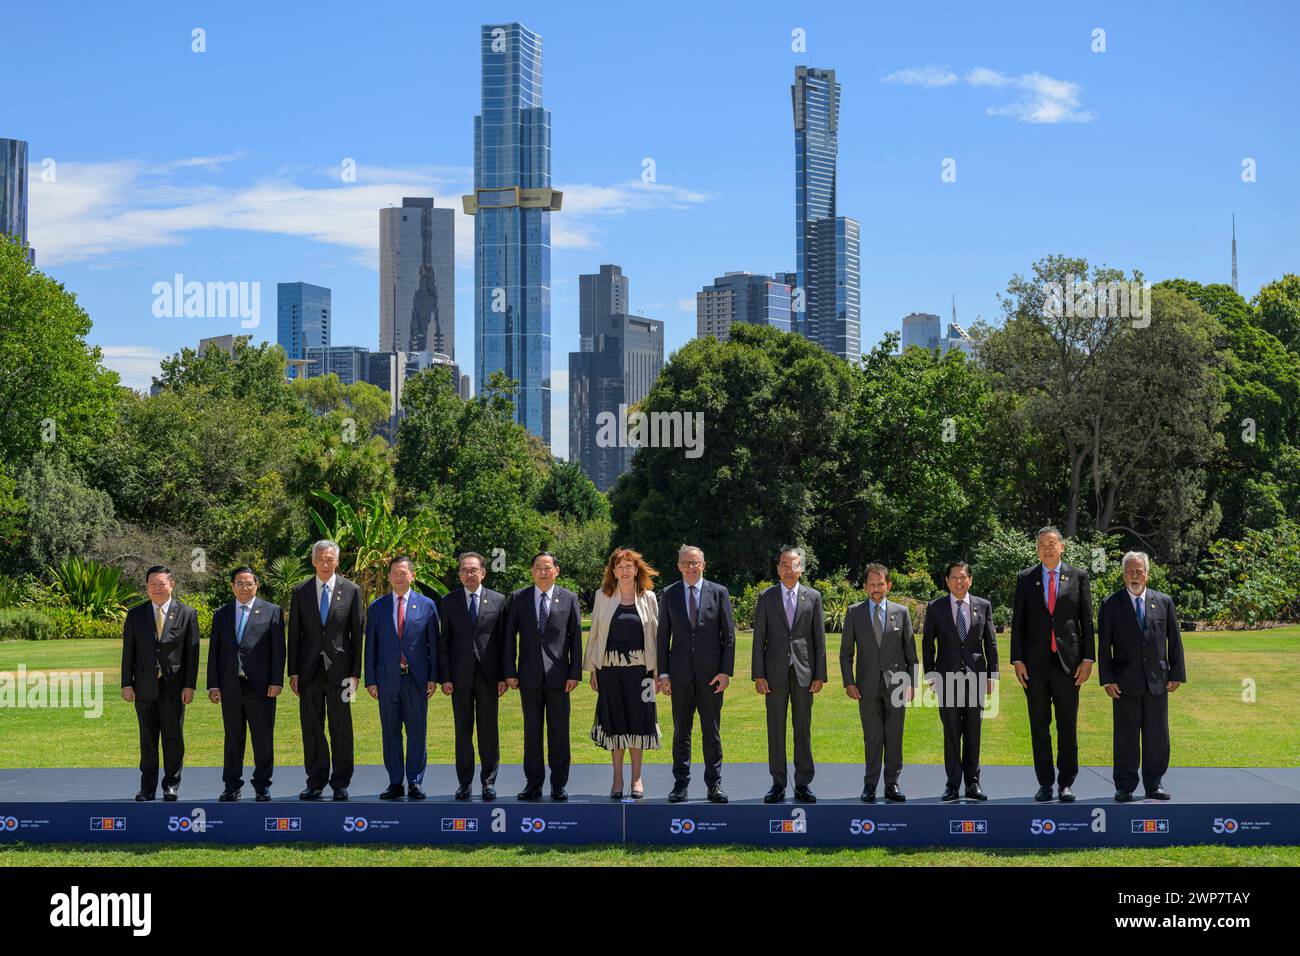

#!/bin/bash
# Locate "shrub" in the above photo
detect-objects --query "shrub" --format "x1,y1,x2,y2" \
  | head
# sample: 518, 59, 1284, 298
42, 556, 141, 621
1200, 520, 1300, 627
0, 608, 57, 641
43, 606, 124, 640
0, 573, 40, 609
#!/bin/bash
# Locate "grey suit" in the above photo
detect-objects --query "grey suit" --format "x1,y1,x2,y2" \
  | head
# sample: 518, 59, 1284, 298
839, 598, 918, 792
753, 583, 827, 790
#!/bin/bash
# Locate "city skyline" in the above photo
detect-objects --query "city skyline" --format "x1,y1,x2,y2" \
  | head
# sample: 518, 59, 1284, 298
6, 2, 1297, 461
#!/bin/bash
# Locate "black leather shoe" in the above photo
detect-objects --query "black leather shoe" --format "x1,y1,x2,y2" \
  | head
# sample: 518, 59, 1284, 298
668, 783, 689, 803
610, 789, 624, 800
1058, 785, 1076, 803
299, 787, 323, 801
517, 786, 543, 800
860, 789, 876, 803
707, 787, 729, 804
255, 789, 271, 802
407, 784, 426, 800
1145, 787, 1172, 800
454, 785, 471, 800
965, 785, 988, 801
764, 785, 785, 804
379, 784, 405, 800
941, 785, 960, 802
162, 787, 179, 802
134, 790, 155, 802
218, 789, 240, 802
550, 787, 568, 801
1115, 790, 1133, 802
1034, 785, 1053, 802
794, 786, 816, 803
884, 784, 906, 803
481, 785, 497, 801
331, 787, 349, 801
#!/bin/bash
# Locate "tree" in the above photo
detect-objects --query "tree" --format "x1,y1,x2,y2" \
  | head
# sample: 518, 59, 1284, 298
13, 452, 118, 572
536, 460, 610, 522
290, 374, 392, 436
1254, 274, 1300, 353
394, 368, 548, 591
611, 324, 855, 586
0, 237, 120, 471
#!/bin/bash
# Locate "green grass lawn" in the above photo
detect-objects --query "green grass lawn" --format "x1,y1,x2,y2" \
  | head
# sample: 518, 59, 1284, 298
3, 625, 1297, 866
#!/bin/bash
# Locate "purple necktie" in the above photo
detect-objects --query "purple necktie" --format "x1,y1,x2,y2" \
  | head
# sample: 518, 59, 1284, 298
785, 589, 796, 629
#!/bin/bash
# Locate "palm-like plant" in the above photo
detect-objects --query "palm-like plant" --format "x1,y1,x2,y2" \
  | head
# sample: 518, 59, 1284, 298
265, 554, 309, 611
42, 557, 142, 622
309, 490, 455, 603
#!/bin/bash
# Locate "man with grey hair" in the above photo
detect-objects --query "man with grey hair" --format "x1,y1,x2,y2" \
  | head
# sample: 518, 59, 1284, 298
1011, 526, 1095, 802
657, 545, 736, 803
288, 540, 363, 800
1098, 551, 1186, 801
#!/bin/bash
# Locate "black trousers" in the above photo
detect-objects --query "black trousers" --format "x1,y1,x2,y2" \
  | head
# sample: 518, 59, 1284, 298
134, 677, 185, 793
1112, 688, 1170, 793
937, 669, 985, 788
520, 685, 570, 789
1024, 661, 1080, 787
452, 666, 500, 787
671, 678, 724, 788
299, 666, 354, 791
858, 678, 905, 791
765, 666, 814, 790
220, 681, 276, 791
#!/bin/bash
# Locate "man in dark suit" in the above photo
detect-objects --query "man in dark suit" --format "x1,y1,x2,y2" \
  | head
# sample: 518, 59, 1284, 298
120, 565, 200, 801
1098, 551, 1186, 802
753, 547, 827, 803
288, 540, 363, 801
657, 544, 736, 804
1011, 526, 1095, 803
365, 556, 438, 800
438, 551, 507, 800
503, 552, 583, 800
840, 563, 917, 803
922, 561, 998, 801
206, 566, 285, 802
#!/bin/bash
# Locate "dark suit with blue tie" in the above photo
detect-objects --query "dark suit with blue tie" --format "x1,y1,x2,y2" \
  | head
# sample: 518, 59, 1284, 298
207, 597, 285, 792
1098, 587, 1186, 794
365, 589, 438, 788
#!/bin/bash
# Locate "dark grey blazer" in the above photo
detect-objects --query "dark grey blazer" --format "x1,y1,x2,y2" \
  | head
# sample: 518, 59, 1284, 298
752, 583, 828, 688
839, 598, 918, 699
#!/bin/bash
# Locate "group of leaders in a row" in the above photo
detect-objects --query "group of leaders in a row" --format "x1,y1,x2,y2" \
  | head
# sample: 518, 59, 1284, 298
120, 526, 1187, 806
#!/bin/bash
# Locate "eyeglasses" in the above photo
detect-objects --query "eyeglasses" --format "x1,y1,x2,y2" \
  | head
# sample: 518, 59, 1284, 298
679, 560, 703, 568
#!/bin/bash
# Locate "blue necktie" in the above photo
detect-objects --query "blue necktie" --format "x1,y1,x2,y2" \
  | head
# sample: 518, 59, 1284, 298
236, 604, 249, 644
1136, 597, 1146, 630
319, 583, 330, 625
469, 592, 479, 626
538, 591, 550, 633
956, 601, 967, 642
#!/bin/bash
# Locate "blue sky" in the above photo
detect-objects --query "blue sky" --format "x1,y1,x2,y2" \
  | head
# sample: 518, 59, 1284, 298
6, 0, 1298, 459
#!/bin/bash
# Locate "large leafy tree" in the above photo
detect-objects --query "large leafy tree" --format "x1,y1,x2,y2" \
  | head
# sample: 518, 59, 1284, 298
0, 237, 120, 471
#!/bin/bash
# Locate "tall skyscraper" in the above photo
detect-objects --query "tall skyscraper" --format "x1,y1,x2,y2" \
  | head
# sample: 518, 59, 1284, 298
1231, 214, 1238, 293
579, 264, 628, 352
791, 67, 861, 362
379, 197, 455, 358
902, 312, 941, 351
465, 22, 563, 449
1, 137, 31, 263
570, 312, 664, 491
277, 282, 331, 377
697, 272, 792, 342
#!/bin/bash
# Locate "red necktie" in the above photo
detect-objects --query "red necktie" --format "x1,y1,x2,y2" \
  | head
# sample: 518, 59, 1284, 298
397, 594, 408, 667
1047, 569, 1058, 652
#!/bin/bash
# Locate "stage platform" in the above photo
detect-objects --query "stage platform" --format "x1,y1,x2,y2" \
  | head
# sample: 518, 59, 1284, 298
3, 763, 1297, 847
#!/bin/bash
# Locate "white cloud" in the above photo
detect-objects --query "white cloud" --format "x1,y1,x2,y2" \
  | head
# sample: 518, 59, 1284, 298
883, 65, 1094, 124
883, 65, 959, 87
29, 158, 714, 268
99, 345, 168, 391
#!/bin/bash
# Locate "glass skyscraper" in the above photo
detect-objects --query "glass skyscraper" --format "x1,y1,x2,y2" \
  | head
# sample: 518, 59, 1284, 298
277, 282, 331, 378
792, 67, 861, 363
466, 22, 562, 448
379, 197, 455, 359
1, 137, 31, 263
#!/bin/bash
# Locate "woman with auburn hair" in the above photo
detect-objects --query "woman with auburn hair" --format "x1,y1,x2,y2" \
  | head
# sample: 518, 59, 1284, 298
584, 547, 662, 799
